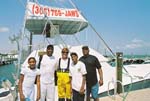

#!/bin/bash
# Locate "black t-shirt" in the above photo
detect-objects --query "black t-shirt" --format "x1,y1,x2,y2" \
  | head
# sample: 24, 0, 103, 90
79, 55, 101, 87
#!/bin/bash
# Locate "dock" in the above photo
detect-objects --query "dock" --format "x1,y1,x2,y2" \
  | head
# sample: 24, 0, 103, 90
0, 53, 17, 66
98, 88, 150, 101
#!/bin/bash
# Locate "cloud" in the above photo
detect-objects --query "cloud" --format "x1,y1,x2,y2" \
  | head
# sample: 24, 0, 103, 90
115, 38, 150, 50
144, 42, 150, 47
0, 27, 9, 32
125, 38, 150, 49
125, 43, 142, 49
131, 38, 143, 43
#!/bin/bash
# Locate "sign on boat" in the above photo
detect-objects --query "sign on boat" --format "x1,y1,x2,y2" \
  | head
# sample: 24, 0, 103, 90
25, 2, 88, 37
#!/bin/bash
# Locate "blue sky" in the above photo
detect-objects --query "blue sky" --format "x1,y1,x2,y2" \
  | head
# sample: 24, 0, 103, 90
0, 0, 150, 55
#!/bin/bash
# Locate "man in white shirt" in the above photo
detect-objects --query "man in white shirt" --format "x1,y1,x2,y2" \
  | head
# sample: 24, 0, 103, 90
40, 45, 57, 101
69, 52, 87, 101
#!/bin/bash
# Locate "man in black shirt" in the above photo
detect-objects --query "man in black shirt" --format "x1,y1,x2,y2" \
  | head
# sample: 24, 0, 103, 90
79, 46, 103, 101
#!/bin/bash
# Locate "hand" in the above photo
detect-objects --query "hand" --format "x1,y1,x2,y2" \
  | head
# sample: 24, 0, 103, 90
20, 93, 25, 101
99, 79, 103, 86
79, 87, 85, 95
36, 95, 40, 101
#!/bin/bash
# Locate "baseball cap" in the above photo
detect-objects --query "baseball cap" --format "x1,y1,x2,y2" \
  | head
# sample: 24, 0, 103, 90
82, 46, 89, 50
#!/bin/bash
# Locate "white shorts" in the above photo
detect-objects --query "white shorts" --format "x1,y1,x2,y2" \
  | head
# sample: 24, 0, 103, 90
22, 86, 35, 101
40, 82, 55, 101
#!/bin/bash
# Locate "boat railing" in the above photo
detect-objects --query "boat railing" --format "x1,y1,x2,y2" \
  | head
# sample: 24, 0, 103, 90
107, 76, 132, 101
107, 69, 150, 101
107, 68, 133, 101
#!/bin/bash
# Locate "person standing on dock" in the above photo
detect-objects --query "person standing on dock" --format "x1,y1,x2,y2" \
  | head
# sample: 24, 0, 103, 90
39, 44, 57, 101
18, 57, 40, 101
56, 47, 72, 101
79, 46, 103, 101
69, 52, 87, 101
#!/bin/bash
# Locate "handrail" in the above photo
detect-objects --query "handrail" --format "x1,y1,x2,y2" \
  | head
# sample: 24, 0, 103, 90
107, 72, 134, 101
107, 78, 116, 100
108, 79, 125, 100
121, 72, 133, 101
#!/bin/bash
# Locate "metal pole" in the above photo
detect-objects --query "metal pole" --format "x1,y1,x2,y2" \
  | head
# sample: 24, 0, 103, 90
29, 32, 33, 54
116, 52, 123, 93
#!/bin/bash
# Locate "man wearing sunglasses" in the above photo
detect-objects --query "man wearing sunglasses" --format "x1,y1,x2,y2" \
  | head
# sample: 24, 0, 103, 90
56, 47, 72, 101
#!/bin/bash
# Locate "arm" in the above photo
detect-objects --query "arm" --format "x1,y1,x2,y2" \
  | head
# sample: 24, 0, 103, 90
79, 75, 86, 94
69, 76, 72, 94
55, 59, 59, 70
18, 74, 25, 101
36, 75, 41, 101
98, 68, 103, 86
95, 57, 103, 86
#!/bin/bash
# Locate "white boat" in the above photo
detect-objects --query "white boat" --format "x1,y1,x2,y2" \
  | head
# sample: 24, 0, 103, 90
143, 60, 150, 64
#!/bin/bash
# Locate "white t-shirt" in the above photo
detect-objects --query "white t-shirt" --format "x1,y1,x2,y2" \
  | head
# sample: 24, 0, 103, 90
40, 55, 57, 84
69, 61, 87, 92
20, 67, 40, 88
58, 58, 71, 69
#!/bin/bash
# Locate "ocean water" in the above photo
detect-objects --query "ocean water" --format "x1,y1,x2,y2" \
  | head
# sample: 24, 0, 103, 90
0, 64, 16, 88
124, 55, 150, 59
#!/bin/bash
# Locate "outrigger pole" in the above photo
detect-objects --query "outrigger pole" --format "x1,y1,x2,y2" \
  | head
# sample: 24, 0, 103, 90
68, 0, 116, 57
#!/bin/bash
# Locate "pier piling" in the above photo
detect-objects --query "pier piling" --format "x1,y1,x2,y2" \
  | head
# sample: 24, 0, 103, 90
116, 52, 123, 93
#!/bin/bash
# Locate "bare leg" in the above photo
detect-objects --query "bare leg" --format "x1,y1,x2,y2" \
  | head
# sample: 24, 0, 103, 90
86, 96, 90, 101
94, 98, 99, 101
66, 98, 71, 101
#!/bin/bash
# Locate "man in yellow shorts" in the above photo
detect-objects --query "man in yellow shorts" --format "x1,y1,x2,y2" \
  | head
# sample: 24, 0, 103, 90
57, 48, 72, 101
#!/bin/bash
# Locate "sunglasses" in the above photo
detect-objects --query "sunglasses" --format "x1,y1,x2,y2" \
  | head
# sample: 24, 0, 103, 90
62, 51, 69, 54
